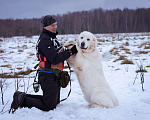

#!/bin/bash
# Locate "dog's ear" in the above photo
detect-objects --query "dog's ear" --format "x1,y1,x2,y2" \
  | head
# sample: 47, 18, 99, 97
93, 35, 97, 48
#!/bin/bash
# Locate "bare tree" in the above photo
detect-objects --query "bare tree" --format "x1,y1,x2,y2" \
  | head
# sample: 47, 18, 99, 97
0, 77, 11, 105
0, 8, 150, 37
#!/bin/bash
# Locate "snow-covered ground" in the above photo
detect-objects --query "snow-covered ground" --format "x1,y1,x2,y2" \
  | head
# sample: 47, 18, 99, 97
0, 32, 150, 120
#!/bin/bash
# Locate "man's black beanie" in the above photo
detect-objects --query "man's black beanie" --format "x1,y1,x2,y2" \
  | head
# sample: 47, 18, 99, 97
41, 15, 56, 27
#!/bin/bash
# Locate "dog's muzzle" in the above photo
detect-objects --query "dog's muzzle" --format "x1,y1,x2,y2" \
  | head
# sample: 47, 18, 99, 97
80, 42, 87, 49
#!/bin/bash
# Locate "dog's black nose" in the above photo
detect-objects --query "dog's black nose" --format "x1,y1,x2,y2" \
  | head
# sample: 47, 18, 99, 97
81, 42, 85, 47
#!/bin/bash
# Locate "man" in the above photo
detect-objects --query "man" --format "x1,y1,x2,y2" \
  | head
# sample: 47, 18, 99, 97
10, 15, 77, 112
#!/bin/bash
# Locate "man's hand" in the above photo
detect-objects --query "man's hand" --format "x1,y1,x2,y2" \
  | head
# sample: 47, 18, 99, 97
70, 45, 78, 55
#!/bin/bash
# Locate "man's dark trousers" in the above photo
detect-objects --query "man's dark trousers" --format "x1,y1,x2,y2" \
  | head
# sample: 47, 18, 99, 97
23, 72, 60, 111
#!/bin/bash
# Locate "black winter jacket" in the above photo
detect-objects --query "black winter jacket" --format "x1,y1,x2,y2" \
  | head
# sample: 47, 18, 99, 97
36, 29, 71, 70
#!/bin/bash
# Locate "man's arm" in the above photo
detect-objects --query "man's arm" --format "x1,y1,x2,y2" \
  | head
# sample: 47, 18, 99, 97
39, 40, 71, 65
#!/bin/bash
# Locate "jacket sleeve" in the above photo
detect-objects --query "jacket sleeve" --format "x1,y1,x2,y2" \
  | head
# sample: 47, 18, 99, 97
38, 39, 71, 65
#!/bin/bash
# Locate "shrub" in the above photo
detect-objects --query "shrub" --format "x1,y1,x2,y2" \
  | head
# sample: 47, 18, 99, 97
121, 59, 134, 64
0, 49, 4, 53
139, 51, 148, 54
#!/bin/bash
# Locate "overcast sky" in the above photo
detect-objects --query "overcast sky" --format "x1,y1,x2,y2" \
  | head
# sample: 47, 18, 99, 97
0, 0, 150, 19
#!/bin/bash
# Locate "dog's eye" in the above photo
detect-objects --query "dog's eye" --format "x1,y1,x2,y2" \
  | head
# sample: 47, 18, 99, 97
87, 38, 90, 41
81, 37, 83, 39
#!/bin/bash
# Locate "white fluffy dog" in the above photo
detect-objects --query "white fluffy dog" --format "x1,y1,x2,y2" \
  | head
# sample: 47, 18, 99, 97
65, 31, 119, 108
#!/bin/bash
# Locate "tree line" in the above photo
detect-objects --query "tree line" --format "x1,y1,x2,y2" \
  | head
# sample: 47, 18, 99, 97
0, 8, 150, 37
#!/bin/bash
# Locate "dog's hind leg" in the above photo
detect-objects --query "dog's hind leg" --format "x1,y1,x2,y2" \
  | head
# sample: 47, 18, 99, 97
91, 92, 115, 108
89, 103, 100, 108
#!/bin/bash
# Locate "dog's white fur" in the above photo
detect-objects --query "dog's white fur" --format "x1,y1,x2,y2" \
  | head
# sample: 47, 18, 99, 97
65, 31, 119, 108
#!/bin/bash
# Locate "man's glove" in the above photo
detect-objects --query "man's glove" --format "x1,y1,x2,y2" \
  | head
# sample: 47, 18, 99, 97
70, 45, 78, 55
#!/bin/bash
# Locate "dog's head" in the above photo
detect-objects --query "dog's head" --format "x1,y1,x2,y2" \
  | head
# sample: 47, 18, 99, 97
77, 31, 97, 53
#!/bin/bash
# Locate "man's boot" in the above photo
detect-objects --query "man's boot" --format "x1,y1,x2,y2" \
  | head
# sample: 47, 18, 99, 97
9, 91, 26, 114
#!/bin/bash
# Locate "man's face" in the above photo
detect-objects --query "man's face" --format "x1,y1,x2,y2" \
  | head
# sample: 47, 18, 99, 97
44, 22, 57, 33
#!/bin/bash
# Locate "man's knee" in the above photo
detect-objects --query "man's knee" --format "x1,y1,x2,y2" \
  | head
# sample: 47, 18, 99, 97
43, 102, 58, 111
